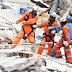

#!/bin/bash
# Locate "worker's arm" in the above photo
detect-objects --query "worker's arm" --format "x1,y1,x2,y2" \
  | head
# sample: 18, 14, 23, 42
54, 22, 60, 33
17, 12, 29, 23
49, 22, 61, 31
63, 27, 71, 44
53, 26, 62, 31
50, 22, 60, 36
37, 20, 48, 28
23, 15, 39, 25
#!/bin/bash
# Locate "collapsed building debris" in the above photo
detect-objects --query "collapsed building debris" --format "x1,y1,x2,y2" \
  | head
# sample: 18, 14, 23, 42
0, 0, 72, 72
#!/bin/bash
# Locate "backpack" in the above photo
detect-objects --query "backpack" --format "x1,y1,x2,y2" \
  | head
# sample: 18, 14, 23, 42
67, 23, 72, 40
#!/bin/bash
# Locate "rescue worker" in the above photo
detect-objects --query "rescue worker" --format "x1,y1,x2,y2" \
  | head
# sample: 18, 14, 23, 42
37, 12, 59, 55
12, 6, 39, 48
54, 18, 72, 63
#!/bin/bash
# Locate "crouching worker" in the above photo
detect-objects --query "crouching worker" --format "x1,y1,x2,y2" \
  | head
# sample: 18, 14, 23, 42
36, 12, 59, 56
54, 18, 72, 63
12, 7, 38, 48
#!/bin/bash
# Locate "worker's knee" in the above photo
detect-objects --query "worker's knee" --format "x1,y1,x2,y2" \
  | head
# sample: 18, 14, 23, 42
28, 33, 34, 43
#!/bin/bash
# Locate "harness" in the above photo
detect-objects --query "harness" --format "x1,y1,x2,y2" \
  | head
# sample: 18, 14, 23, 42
43, 32, 55, 42
43, 32, 55, 48
43, 21, 56, 47
22, 12, 37, 37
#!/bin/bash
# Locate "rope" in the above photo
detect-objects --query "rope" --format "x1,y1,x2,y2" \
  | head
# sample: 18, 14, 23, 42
0, 42, 53, 46
0, 42, 54, 49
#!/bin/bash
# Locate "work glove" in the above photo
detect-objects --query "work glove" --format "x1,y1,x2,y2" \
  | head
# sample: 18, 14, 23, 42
63, 41, 69, 47
48, 27, 53, 30
19, 22, 23, 25
23, 21, 27, 25
57, 30, 63, 36
51, 30, 56, 34
32, 25, 38, 28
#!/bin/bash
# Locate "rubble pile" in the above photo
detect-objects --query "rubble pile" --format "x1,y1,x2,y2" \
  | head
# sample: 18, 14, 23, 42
0, 0, 72, 72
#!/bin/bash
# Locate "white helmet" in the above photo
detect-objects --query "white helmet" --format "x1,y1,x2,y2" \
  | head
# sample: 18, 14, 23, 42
50, 12, 57, 18
59, 18, 66, 22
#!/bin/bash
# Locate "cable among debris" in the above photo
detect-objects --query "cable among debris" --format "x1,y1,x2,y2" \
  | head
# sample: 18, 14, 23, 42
0, 42, 53, 46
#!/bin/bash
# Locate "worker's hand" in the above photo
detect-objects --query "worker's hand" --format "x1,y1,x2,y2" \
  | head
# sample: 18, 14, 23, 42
33, 25, 38, 28
48, 27, 53, 30
57, 30, 63, 36
19, 22, 23, 25
23, 21, 27, 25
63, 41, 69, 47
37, 24, 42, 28
51, 30, 56, 34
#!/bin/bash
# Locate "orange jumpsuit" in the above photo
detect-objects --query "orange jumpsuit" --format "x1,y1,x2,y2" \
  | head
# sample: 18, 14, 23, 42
37, 20, 59, 55
54, 25, 72, 63
12, 11, 38, 47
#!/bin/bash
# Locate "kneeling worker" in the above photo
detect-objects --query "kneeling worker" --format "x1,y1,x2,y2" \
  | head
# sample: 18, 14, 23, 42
54, 18, 72, 63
